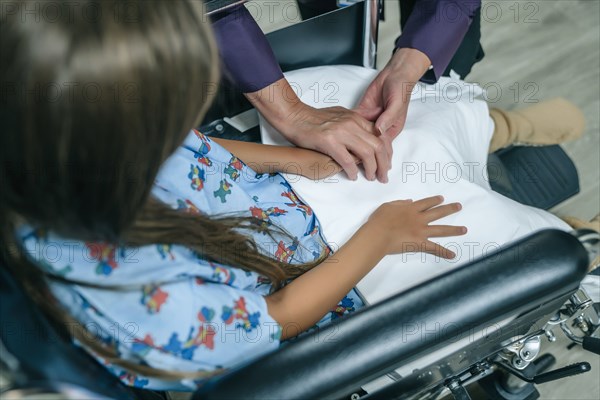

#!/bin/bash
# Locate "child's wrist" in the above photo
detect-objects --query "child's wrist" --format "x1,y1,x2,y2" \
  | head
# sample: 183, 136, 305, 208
299, 150, 341, 180
355, 222, 389, 259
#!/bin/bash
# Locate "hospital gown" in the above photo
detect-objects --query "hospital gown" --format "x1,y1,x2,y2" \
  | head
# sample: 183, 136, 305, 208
18, 130, 364, 391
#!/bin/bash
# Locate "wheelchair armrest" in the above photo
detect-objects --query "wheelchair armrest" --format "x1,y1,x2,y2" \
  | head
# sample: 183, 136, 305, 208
194, 230, 588, 400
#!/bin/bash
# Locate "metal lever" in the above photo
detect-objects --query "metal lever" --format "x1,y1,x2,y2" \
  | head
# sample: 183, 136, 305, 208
533, 362, 591, 384
495, 361, 591, 385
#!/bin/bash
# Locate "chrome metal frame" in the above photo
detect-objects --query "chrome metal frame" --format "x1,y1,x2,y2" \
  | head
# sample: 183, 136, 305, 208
362, 0, 382, 68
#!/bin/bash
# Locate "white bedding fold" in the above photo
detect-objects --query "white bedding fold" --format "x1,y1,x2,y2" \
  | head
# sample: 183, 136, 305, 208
260, 65, 569, 304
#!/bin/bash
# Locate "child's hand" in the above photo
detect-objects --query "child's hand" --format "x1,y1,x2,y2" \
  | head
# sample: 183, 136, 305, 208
365, 195, 466, 259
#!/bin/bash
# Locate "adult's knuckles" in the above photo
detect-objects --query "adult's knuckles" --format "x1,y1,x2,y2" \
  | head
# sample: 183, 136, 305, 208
371, 140, 386, 153
336, 154, 356, 168
354, 145, 374, 159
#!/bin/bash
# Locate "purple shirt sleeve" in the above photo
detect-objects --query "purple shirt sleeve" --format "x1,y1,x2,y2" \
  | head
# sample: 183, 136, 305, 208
395, 0, 481, 82
210, 5, 284, 93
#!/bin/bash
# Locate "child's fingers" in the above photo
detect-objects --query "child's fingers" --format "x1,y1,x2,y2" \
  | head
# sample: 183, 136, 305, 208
426, 225, 467, 238
412, 195, 444, 211
424, 202, 462, 222
422, 240, 456, 259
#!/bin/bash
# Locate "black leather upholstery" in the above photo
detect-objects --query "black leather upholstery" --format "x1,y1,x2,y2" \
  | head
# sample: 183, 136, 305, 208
266, 4, 365, 73
489, 145, 580, 210
193, 230, 588, 400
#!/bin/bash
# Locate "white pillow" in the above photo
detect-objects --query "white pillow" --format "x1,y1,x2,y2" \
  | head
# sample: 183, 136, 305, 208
260, 65, 570, 304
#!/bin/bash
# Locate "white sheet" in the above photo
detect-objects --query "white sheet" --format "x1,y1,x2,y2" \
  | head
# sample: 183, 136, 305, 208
260, 65, 570, 304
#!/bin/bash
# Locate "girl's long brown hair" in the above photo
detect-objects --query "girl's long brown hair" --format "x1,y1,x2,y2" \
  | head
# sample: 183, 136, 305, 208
0, 0, 321, 380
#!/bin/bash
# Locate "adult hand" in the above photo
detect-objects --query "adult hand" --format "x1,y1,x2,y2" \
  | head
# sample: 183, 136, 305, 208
284, 104, 392, 182
247, 78, 392, 182
356, 47, 431, 139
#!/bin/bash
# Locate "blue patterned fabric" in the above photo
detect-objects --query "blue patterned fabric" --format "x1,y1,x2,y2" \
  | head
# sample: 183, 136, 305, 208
17, 130, 364, 391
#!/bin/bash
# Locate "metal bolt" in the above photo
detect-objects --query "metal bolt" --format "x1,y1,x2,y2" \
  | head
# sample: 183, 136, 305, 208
574, 315, 590, 333
524, 351, 531, 358
215, 124, 224, 132
448, 380, 460, 390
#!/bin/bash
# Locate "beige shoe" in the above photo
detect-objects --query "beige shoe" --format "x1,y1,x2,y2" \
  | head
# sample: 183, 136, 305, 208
562, 214, 600, 232
489, 98, 585, 153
